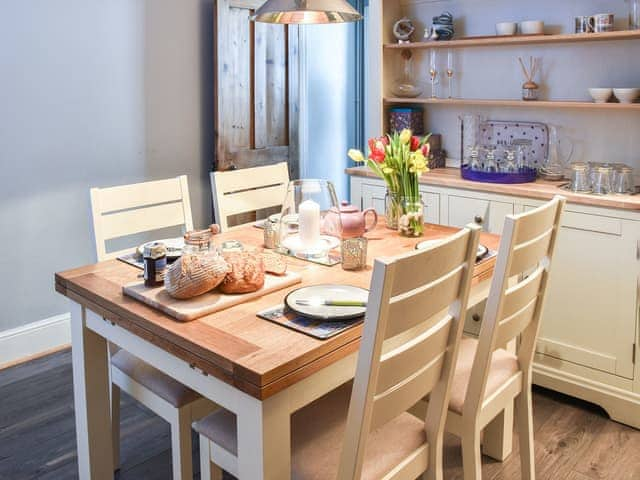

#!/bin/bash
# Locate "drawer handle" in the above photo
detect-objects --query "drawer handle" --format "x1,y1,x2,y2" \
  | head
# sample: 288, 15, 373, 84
474, 215, 484, 225
472, 313, 481, 322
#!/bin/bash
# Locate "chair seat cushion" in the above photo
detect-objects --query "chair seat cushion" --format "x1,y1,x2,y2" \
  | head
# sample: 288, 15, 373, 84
448, 337, 520, 415
194, 382, 428, 479
111, 349, 200, 408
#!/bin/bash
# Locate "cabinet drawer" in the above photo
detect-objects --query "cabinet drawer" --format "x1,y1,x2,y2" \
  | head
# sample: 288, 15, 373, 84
524, 206, 623, 236
448, 195, 514, 234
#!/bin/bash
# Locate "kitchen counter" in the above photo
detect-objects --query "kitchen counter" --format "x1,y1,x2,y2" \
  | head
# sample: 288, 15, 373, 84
346, 166, 640, 212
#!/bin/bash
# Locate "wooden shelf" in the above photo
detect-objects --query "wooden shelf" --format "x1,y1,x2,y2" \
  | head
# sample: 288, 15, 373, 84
383, 97, 640, 110
384, 30, 640, 50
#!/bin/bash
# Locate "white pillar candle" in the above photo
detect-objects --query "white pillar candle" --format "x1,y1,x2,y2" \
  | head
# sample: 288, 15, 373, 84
299, 199, 320, 248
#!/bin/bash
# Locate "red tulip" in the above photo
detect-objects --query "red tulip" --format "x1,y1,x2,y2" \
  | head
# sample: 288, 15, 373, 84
421, 143, 431, 157
410, 136, 421, 152
368, 138, 386, 163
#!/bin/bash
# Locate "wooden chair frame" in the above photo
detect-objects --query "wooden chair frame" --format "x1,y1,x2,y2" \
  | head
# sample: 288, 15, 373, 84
199, 224, 481, 480
210, 162, 289, 231
445, 195, 566, 480
90, 175, 194, 261
90, 175, 215, 479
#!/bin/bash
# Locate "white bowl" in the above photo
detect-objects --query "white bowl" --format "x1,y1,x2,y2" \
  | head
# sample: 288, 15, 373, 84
589, 88, 613, 103
613, 88, 640, 104
496, 22, 517, 36
520, 20, 544, 35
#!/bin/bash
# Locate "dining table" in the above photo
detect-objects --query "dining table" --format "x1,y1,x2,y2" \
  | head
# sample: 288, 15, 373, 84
55, 222, 507, 480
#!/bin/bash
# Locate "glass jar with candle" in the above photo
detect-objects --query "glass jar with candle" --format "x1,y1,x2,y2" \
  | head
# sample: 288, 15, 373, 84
278, 180, 342, 260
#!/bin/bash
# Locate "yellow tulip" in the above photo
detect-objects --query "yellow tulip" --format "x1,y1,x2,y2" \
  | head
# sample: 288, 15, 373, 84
348, 149, 365, 163
399, 129, 412, 145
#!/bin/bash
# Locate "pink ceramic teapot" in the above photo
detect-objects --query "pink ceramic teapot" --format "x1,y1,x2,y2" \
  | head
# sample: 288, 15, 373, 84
325, 201, 378, 239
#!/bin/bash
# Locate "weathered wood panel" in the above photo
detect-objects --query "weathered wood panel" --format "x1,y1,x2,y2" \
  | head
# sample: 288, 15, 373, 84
214, 0, 299, 177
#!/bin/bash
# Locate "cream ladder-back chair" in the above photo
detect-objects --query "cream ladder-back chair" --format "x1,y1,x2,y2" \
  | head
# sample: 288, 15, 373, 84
194, 225, 481, 480
211, 162, 289, 231
445, 195, 566, 480
90, 175, 216, 480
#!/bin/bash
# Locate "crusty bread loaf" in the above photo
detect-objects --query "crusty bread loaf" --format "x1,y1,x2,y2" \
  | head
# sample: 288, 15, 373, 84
164, 253, 230, 300
220, 250, 265, 294
262, 252, 287, 276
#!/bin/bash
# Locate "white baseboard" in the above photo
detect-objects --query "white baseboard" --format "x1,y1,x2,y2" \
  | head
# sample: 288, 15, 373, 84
0, 313, 71, 367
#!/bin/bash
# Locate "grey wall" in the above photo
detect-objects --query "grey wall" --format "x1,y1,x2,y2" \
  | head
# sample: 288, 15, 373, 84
0, 0, 215, 331
392, 0, 640, 167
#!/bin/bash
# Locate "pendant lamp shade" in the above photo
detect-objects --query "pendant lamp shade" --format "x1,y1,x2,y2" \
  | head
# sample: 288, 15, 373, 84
252, 0, 362, 24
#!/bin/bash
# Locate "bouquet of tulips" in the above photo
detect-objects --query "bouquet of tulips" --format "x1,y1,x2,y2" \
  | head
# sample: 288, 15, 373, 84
348, 129, 431, 236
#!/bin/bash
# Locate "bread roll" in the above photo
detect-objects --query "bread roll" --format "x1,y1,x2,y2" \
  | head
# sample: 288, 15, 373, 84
165, 253, 230, 300
263, 252, 287, 276
220, 250, 265, 294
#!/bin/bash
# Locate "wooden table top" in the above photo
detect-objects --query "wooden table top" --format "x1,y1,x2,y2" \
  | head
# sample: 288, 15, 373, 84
55, 223, 499, 400
347, 166, 640, 212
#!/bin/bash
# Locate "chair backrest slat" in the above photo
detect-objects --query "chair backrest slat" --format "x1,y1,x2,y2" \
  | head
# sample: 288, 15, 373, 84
376, 315, 452, 395
370, 348, 447, 430
99, 202, 188, 240
385, 267, 463, 339
508, 227, 553, 276
390, 235, 470, 297
463, 196, 565, 417
90, 175, 193, 262
337, 225, 481, 480
211, 162, 289, 230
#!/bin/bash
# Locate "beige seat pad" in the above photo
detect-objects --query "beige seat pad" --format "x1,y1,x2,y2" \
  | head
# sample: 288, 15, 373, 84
448, 337, 520, 415
111, 349, 200, 408
194, 382, 428, 479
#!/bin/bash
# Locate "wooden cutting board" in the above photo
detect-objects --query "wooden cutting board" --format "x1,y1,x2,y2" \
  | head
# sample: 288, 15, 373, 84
123, 271, 302, 322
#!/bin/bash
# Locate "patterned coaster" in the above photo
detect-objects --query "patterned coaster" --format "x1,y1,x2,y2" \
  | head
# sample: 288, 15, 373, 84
257, 304, 363, 340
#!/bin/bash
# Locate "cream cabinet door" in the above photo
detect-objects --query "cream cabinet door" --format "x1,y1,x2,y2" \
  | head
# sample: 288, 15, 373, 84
419, 187, 440, 225
448, 194, 514, 233
360, 181, 387, 213
536, 209, 639, 380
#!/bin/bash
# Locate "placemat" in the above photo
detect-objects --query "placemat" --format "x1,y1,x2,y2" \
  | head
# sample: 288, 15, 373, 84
257, 304, 363, 340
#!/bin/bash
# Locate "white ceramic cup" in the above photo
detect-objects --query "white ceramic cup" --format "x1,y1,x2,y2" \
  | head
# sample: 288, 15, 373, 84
496, 22, 517, 35
588, 88, 613, 103
520, 20, 544, 35
613, 88, 640, 104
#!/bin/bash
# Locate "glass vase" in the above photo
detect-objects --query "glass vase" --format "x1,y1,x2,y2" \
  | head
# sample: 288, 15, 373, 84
398, 196, 425, 237
384, 190, 401, 230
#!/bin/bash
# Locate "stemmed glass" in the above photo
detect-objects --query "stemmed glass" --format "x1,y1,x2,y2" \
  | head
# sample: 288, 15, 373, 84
429, 49, 439, 98
446, 49, 454, 99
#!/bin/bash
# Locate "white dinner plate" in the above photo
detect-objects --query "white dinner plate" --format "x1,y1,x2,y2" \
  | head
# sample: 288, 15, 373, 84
285, 284, 369, 321
280, 234, 340, 256
415, 239, 488, 260
137, 238, 185, 259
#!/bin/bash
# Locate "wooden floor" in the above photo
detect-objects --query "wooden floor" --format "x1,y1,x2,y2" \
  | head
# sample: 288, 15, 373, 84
1, 349, 639, 480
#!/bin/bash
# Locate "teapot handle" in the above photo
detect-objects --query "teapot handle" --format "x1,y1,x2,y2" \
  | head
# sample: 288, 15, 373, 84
363, 209, 378, 233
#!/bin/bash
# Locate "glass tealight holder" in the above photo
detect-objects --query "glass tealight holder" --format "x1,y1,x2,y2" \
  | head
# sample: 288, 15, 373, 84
341, 237, 368, 271
278, 179, 342, 260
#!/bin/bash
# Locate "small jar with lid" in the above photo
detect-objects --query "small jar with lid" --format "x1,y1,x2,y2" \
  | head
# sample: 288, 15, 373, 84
183, 226, 217, 255
143, 242, 167, 287
522, 81, 540, 101
263, 217, 280, 249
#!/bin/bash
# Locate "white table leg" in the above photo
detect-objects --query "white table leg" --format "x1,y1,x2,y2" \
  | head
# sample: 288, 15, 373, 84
237, 392, 291, 480
70, 301, 114, 479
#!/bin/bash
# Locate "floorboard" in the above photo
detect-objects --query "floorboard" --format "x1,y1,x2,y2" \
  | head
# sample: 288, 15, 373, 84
0, 348, 638, 480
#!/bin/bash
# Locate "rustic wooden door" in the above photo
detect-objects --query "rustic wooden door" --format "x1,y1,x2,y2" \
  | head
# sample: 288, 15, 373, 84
214, 0, 299, 179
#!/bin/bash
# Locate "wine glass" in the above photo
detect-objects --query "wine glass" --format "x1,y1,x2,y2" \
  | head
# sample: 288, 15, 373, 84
446, 49, 454, 99
429, 49, 439, 98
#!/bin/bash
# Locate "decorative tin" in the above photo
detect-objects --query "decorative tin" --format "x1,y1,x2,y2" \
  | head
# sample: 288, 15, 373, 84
388, 106, 424, 135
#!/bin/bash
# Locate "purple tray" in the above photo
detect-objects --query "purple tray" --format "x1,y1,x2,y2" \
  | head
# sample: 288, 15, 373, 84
461, 166, 537, 184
